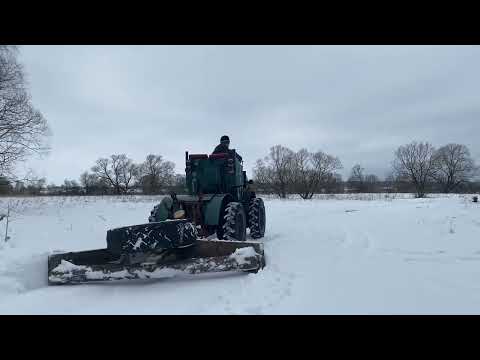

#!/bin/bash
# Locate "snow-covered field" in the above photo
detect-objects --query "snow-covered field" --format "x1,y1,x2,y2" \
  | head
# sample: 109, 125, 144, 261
0, 194, 479, 314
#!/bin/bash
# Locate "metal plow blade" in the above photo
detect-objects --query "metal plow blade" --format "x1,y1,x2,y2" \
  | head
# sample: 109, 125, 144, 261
48, 239, 265, 285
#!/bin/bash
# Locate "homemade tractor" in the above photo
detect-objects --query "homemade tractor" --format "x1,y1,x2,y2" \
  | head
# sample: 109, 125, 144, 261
47, 149, 266, 285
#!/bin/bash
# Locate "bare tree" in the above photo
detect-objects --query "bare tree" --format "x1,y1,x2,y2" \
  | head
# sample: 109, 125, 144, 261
392, 141, 438, 198
91, 154, 137, 194
0, 46, 22, 92
292, 149, 342, 199
347, 164, 365, 192
92, 158, 118, 194
121, 160, 139, 194
323, 172, 343, 194
79, 171, 99, 194
252, 159, 273, 194
432, 143, 477, 193
290, 148, 312, 198
0, 46, 50, 178
253, 146, 341, 198
253, 145, 296, 198
138, 154, 175, 194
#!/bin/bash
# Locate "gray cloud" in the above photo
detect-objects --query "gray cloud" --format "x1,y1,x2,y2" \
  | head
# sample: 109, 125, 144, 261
19, 45, 480, 183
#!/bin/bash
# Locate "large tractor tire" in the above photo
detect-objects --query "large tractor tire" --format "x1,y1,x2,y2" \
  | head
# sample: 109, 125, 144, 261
219, 202, 247, 241
248, 198, 266, 239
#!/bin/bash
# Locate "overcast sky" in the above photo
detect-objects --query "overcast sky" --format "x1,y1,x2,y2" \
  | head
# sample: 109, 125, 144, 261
18, 45, 480, 184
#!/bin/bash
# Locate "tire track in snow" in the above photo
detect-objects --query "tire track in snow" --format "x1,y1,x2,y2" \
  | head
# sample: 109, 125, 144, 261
214, 264, 297, 314
338, 227, 373, 254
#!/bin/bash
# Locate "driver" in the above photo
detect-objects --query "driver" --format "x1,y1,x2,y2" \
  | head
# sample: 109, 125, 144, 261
212, 135, 230, 154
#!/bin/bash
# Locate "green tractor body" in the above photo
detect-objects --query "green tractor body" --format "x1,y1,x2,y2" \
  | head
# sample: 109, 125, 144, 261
150, 149, 266, 241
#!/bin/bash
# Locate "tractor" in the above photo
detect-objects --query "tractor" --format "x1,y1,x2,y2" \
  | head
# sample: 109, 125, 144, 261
149, 149, 266, 241
47, 148, 266, 285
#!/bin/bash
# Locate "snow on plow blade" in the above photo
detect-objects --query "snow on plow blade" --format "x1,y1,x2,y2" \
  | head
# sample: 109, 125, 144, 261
48, 239, 265, 285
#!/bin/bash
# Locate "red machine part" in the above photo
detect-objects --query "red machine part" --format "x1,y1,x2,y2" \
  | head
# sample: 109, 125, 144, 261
209, 153, 229, 160
189, 154, 209, 160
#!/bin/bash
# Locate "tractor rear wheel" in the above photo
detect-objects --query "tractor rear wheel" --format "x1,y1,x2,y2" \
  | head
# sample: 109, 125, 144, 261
219, 202, 247, 241
248, 198, 266, 239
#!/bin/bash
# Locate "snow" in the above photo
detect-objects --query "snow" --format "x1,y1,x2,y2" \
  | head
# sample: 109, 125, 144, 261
70, 268, 180, 281
53, 260, 88, 273
0, 194, 480, 314
132, 238, 146, 250
229, 247, 259, 265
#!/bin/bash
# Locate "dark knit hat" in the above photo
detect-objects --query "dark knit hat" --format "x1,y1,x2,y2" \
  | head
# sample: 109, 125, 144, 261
220, 135, 230, 142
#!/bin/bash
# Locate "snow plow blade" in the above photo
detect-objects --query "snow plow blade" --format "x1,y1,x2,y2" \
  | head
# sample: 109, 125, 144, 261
48, 239, 265, 285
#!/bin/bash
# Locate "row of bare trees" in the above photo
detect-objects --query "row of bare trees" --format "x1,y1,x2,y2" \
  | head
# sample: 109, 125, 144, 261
0, 152, 184, 196
79, 153, 181, 195
253, 145, 343, 199
252, 142, 479, 199
392, 142, 478, 198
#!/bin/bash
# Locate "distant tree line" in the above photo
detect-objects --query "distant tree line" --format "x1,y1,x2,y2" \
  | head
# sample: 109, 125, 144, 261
391, 142, 479, 198
0, 176, 48, 196
252, 143, 479, 199
0, 153, 186, 196
253, 145, 344, 199
76, 153, 186, 195
0, 142, 478, 198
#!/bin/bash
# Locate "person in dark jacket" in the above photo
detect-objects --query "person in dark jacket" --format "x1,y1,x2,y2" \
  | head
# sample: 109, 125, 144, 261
212, 135, 230, 154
